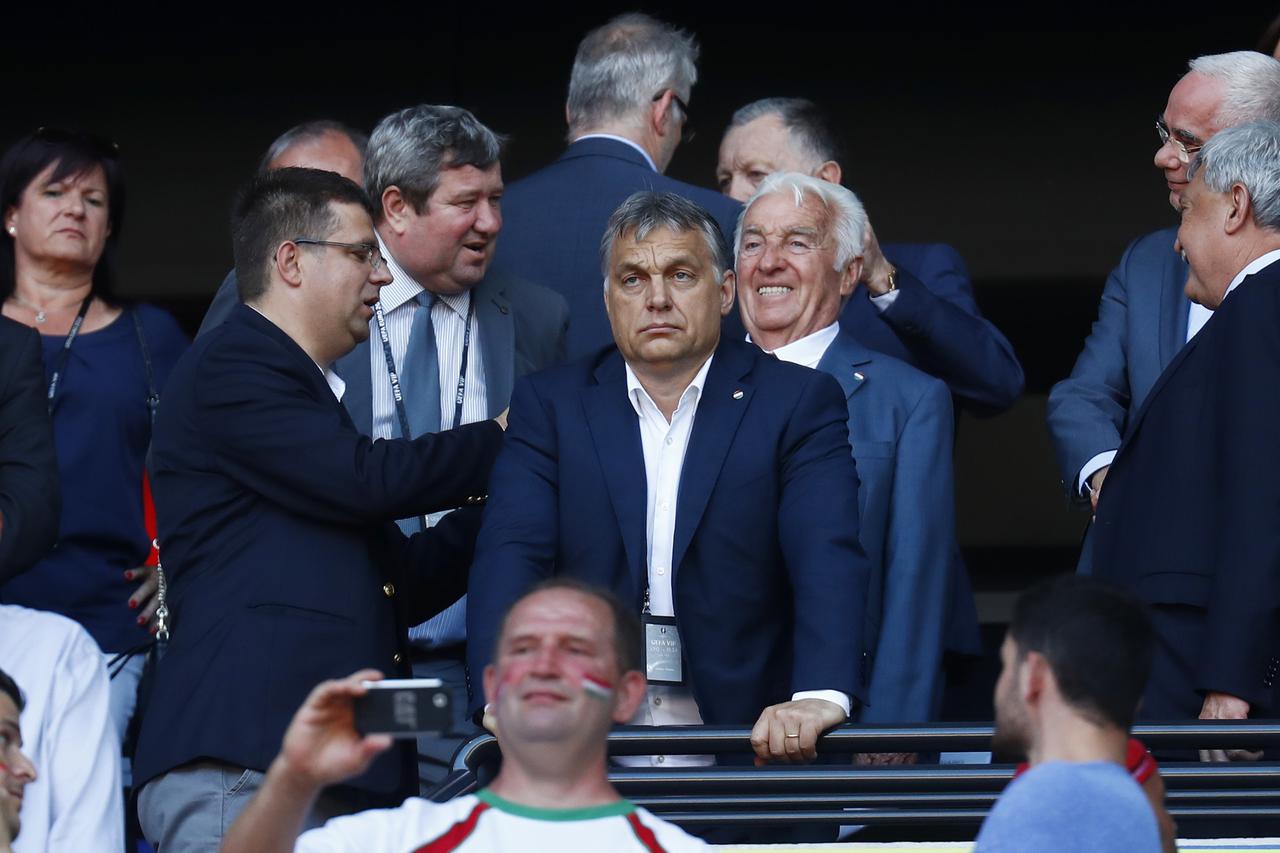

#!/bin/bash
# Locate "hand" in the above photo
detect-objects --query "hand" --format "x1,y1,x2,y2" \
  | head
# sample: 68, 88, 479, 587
276, 669, 393, 791
750, 698, 846, 765
859, 221, 894, 296
855, 752, 918, 766
125, 565, 161, 632
1198, 691, 1262, 762
494, 408, 509, 431
1089, 466, 1109, 515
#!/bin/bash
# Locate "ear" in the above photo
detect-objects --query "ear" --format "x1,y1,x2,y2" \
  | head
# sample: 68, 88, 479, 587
482, 663, 498, 707
612, 670, 648, 724
651, 91, 676, 139
814, 160, 843, 185
1021, 650, 1050, 708
720, 269, 737, 317
1225, 182, 1252, 236
840, 256, 863, 298
274, 240, 306, 289
4, 206, 16, 234
564, 102, 573, 128
381, 186, 413, 237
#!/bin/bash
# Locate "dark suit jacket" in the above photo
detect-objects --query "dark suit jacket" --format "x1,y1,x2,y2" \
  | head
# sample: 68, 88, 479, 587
0, 317, 58, 580
817, 331, 955, 723
491, 137, 743, 360
1091, 258, 1280, 712
336, 267, 568, 433
133, 305, 504, 796
465, 337, 870, 723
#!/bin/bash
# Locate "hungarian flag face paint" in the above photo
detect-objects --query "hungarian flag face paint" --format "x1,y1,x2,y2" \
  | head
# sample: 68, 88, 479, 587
581, 674, 614, 702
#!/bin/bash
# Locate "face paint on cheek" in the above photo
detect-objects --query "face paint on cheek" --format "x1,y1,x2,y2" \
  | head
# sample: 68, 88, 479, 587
581, 674, 614, 702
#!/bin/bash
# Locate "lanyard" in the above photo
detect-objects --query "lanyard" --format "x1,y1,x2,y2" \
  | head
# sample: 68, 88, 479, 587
448, 297, 476, 431
45, 296, 93, 415
372, 300, 414, 442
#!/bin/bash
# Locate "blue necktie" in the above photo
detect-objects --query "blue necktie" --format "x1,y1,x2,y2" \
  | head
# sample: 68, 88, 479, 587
398, 291, 467, 649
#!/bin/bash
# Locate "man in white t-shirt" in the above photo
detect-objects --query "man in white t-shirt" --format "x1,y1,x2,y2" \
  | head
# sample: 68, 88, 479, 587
223, 580, 707, 852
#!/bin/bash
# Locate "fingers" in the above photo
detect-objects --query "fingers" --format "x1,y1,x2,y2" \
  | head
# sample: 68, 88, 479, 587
751, 703, 826, 764
749, 710, 772, 764
798, 716, 820, 762
1226, 748, 1264, 762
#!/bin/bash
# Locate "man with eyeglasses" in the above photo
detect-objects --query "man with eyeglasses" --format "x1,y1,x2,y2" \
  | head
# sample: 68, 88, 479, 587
489, 12, 742, 359
133, 167, 507, 853
1047, 50, 1280, 573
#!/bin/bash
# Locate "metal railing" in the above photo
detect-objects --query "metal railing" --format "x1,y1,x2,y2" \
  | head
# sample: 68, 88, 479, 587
434, 721, 1280, 829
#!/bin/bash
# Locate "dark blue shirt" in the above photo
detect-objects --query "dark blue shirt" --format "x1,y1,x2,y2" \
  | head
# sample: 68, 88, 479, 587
1, 303, 187, 652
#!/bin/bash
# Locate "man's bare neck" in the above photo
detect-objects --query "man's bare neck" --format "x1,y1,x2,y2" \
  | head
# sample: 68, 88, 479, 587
488, 750, 620, 811
630, 357, 708, 422
1029, 716, 1129, 768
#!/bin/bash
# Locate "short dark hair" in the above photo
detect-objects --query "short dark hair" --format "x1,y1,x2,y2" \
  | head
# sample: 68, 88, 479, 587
231, 167, 376, 302
1008, 575, 1154, 731
257, 120, 370, 176
495, 578, 643, 676
600, 190, 727, 283
0, 667, 23, 713
0, 128, 125, 303
728, 97, 841, 168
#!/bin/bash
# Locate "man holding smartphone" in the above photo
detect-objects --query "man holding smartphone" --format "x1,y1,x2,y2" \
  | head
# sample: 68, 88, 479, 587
223, 580, 708, 851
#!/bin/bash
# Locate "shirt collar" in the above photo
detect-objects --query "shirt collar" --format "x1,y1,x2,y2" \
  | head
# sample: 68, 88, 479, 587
753, 322, 840, 370
1227, 248, 1280, 297
572, 133, 658, 173
624, 354, 715, 418
376, 231, 426, 312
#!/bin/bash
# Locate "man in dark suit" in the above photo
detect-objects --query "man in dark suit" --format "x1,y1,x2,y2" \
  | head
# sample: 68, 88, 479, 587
0, 317, 58, 580
716, 97, 1024, 414
197, 120, 369, 337
735, 172, 954, 751
1092, 120, 1280, 738
468, 191, 869, 770
133, 168, 505, 852
1049, 51, 1280, 552
490, 13, 742, 360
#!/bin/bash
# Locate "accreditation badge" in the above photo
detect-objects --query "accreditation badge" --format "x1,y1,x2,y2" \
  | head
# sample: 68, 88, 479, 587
642, 613, 685, 685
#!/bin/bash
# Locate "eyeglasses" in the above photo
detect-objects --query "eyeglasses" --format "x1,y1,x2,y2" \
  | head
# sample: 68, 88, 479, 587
739, 233, 830, 258
1156, 118, 1204, 165
653, 90, 695, 144
292, 238, 385, 272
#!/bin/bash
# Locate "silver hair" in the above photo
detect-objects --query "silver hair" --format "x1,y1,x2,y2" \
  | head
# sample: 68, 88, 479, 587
736, 171, 867, 273
258, 120, 369, 176
1187, 120, 1280, 231
1188, 51, 1280, 128
567, 13, 699, 137
599, 191, 727, 291
364, 105, 505, 216
726, 97, 840, 168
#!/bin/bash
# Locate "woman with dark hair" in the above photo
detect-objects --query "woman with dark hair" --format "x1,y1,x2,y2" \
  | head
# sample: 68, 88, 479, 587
0, 129, 188, 752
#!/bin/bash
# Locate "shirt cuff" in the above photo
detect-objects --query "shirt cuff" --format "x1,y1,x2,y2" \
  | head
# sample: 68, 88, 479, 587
1078, 450, 1118, 496
869, 288, 902, 312
792, 690, 851, 719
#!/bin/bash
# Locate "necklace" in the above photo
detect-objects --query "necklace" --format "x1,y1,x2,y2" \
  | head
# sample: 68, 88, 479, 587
10, 294, 86, 325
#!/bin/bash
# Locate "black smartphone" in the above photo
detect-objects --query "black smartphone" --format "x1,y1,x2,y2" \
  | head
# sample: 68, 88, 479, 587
353, 678, 452, 739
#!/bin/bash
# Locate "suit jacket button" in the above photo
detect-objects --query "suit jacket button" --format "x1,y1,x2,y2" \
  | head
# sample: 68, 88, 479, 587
393, 653, 403, 664
383, 582, 395, 597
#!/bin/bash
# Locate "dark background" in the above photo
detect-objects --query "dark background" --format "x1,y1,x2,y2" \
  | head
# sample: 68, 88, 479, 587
3, 2, 1276, 614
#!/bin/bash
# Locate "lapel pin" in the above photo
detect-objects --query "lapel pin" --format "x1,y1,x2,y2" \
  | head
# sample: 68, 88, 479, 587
732, 390, 744, 400
853, 372, 865, 381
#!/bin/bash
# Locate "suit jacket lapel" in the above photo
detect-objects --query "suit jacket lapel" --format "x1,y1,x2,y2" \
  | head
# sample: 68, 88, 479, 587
334, 337, 373, 436
671, 342, 754, 576
476, 277, 514, 418
816, 331, 872, 401
1120, 326, 1202, 453
583, 352, 648, 586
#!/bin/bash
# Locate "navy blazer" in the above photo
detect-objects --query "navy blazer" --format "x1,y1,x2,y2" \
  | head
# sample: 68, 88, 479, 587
133, 305, 504, 796
1048, 226, 1190, 500
0, 317, 58, 580
817, 332, 956, 723
1091, 260, 1280, 712
491, 137, 743, 360
465, 337, 870, 724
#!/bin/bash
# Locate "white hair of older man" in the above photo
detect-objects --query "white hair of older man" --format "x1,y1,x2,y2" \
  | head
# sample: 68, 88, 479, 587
1188, 120, 1280, 231
736, 171, 868, 273
1188, 51, 1280, 129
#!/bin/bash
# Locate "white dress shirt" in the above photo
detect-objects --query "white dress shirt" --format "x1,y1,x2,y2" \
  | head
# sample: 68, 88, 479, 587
1077, 248, 1280, 496
754, 322, 840, 368
618, 353, 848, 767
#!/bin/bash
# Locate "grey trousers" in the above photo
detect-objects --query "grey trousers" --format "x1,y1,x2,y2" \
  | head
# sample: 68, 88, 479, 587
137, 761, 350, 852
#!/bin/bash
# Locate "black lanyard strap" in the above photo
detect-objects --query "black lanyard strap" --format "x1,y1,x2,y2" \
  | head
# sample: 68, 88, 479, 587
45, 296, 93, 415
449, 297, 475, 431
372, 299, 415, 442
